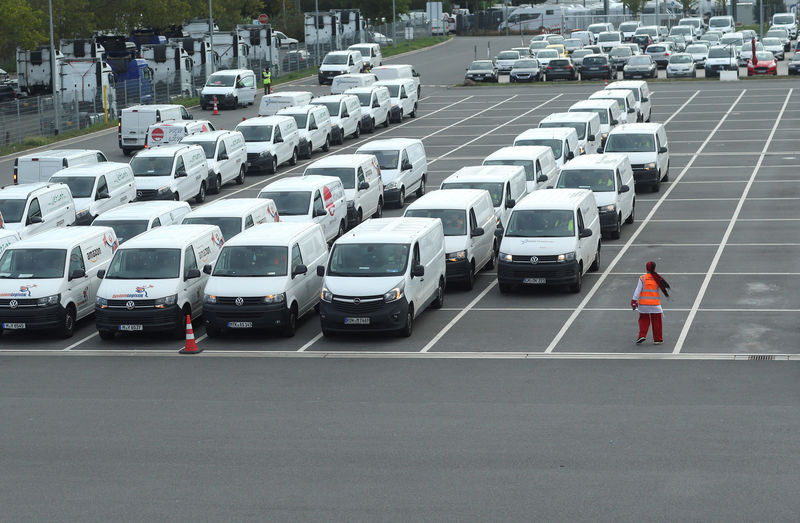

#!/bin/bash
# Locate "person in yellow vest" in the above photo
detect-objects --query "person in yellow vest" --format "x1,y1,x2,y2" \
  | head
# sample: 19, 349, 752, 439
631, 261, 670, 345
262, 68, 271, 95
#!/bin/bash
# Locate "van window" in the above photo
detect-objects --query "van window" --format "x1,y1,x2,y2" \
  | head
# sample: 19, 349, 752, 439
535, 160, 542, 176
304, 167, 356, 189
308, 113, 316, 130
245, 215, 254, 229
412, 243, 420, 266
96, 153, 107, 162
313, 192, 325, 215
557, 169, 615, 192
406, 209, 466, 236
214, 246, 287, 276
469, 209, 478, 230
401, 151, 410, 168
69, 246, 85, 275
96, 176, 108, 198
616, 171, 623, 190
184, 246, 198, 275
328, 243, 409, 276
181, 107, 190, 119
0, 248, 66, 278
291, 244, 303, 271
273, 126, 282, 143
174, 156, 185, 176
152, 217, 161, 228
577, 210, 585, 232
484, 159, 534, 181
357, 167, 366, 186
442, 182, 504, 207
241, 75, 255, 88
27, 198, 42, 223
217, 141, 227, 159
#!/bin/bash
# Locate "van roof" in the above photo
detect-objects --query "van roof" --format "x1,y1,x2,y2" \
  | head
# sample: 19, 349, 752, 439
540, 112, 598, 124
515, 127, 577, 140
121, 224, 219, 249
610, 123, 663, 134
326, 50, 354, 56
277, 104, 319, 116
123, 104, 183, 112
589, 90, 632, 101
306, 154, 375, 168
17, 149, 99, 161
444, 165, 525, 183
349, 42, 379, 49
183, 198, 268, 218
226, 221, 318, 247
336, 217, 439, 244
181, 130, 238, 142
312, 94, 356, 103
357, 138, 421, 151
484, 146, 552, 161
134, 144, 199, 158
210, 69, 253, 76
344, 85, 388, 95
237, 115, 294, 127
562, 153, 629, 169
0, 182, 55, 198
374, 79, 413, 87
263, 91, 312, 99
373, 64, 411, 71
10, 225, 114, 249
51, 162, 130, 177
94, 201, 190, 220
516, 188, 593, 211
570, 99, 617, 110
335, 73, 375, 80
262, 175, 338, 191
406, 189, 488, 210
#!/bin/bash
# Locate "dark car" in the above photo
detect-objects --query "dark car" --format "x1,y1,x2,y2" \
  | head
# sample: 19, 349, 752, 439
544, 58, 578, 80
631, 35, 652, 51
788, 53, 800, 75
282, 50, 310, 70
623, 55, 658, 79
579, 54, 616, 80
0, 84, 16, 103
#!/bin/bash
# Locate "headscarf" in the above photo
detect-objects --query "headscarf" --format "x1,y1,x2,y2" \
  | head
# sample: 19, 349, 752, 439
646, 261, 670, 297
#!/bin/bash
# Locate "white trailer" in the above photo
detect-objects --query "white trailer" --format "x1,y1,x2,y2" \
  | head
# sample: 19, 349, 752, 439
141, 43, 193, 96
305, 12, 343, 50
16, 46, 64, 95
169, 37, 216, 86
204, 32, 250, 70
59, 58, 117, 120
333, 9, 367, 45
184, 19, 219, 38
236, 24, 279, 71
427, 2, 445, 35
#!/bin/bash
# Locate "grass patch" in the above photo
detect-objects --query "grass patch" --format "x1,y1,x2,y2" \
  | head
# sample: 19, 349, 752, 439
0, 120, 118, 157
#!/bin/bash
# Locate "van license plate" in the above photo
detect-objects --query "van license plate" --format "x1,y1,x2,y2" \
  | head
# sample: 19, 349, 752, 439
2, 323, 25, 329
246, 162, 252, 168
344, 317, 370, 325
119, 324, 143, 331
523, 278, 546, 284
228, 322, 253, 328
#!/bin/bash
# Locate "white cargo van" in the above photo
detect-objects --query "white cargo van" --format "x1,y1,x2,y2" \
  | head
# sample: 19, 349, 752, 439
348, 43, 383, 69
202, 222, 329, 337
0, 229, 20, 256
236, 115, 300, 174
258, 175, 347, 243
318, 50, 364, 84
568, 99, 622, 146
49, 162, 136, 225
376, 78, 419, 122
310, 94, 363, 144
345, 85, 391, 132
513, 127, 580, 168
92, 201, 191, 243
483, 146, 558, 192
605, 80, 652, 122
440, 165, 527, 241
556, 154, 635, 239
14, 149, 108, 185
258, 91, 314, 117
538, 112, 602, 157
372, 64, 421, 97
130, 144, 209, 203
331, 73, 377, 94
181, 198, 279, 241
181, 130, 247, 194
0, 183, 76, 239
95, 224, 224, 339
589, 89, 639, 124
278, 105, 333, 159
0, 226, 118, 337
405, 189, 496, 290
603, 123, 669, 192
498, 189, 601, 294
303, 154, 384, 228
200, 69, 258, 109
145, 119, 215, 148
119, 104, 193, 156
318, 217, 445, 337
356, 139, 427, 208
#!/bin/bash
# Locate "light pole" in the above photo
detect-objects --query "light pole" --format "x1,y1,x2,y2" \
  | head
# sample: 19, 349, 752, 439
315, 0, 320, 65
759, 0, 764, 39
48, 0, 59, 133
393, 0, 397, 48
209, 0, 215, 73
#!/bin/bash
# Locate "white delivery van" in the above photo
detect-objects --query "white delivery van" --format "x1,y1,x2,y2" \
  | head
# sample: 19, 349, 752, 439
0, 229, 20, 256
236, 115, 300, 174
605, 80, 652, 122
318, 217, 445, 337
258, 91, 314, 117
568, 99, 622, 147
258, 175, 347, 243
440, 165, 527, 242
181, 130, 248, 194
345, 85, 391, 133
603, 123, 669, 192
348, 43, 383, 69
356, 138, 427, 208
310, 94, 363, 144
483, 146, 558, 192
145, 119, 215, 148
708, 15, 735, 34
555, 153, 635, 239
119, 104, 193, 156
318, 50, 364, 84
278, 104, 333, 159
375, 78, 419, 122
772, 12, 798, 39
202, 221, 329, 337
539, 112, 602, 156
0, 183, 75, 239
405, 189, 496, 290
497, 189, 601, 294
200, 68, 258, 110
92, 201, 191, 244
14, 149, 108, 185
331, 73, 377, 94
95, 224, 224, 339
589, 89, 639, 124
130, 144, 209, 204
181, 198, 279, 241
303, 154, 384, 228
49, 163, 136, 225
513, 127, 580, 168
372, 64, 421, 97
0, 226, 118, 337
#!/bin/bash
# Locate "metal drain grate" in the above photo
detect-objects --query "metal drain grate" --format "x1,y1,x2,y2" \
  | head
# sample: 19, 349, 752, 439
748, 355, 775, 361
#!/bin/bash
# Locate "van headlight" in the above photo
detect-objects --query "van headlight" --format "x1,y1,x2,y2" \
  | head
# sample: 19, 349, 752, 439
499, 252, 513, 263
600, 204, 616, 212
557, 252, 576, 262
96, 296, 108, 308
264, 293, 285, 304
384, 284, 404, 303
446, 250, 467, 262
36, 294, 60, 306
204, 294, 217, 304
157, 186, 171, 194
646, 162, 656, 170
76, 208, 90, 219
321, 287, 333, 303
384, 181, 397, 190
154, 294, 177, 308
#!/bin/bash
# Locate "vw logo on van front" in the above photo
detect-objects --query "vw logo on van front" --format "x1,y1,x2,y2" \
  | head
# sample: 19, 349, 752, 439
235, 297, 244, 307
8, 300, 18, 309
126, 301, 136, 310
530, 256, 539, 265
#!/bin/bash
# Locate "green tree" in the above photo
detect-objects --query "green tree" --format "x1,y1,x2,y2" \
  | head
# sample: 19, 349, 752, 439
620, 0, 648, 15
0, 0, 47, 60
29, 0, 96, 39
678, 0, 697, 15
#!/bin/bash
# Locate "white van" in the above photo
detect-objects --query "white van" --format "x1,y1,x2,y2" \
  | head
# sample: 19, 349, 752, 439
440, 165, 527, 241
318, 217, 445, 337
278, 104, 333, 159
259, 175, 347, 242
375, 78, 419, 122
555, 153, 635, 239
14, 149, 108, 185
348, 43, 383, 69
483, 146, 558, 192
119, 104, 193, 156
0, 226, 118, 337
405, 189, 496, 289
539, 112, 602, 157
513, 127, 580, 168
603, 123, 669, 192
95, 224, 224, 339
181, 130, 247, 194
598, 31, 623, 52
303, 154, 384, 228
372, 64, 421, 97
202, 222, 329, 337
200, 69, 258, 110
498, 189, 601, 294
605, 80, 651, 122
588, 22, 614, 39
568, 99, 621, 146
310, 94, 363, 144
772, 12, 798, 39
0, 229, 20, 256
130, 144, 209, 203
356, 139, 427, 208
708, 16, 735, 34
181, 198, 279, 240
49, 163, 136, 225
92, 201, 191, 243
258, 91, 314, 117
331, 73, 377, 95
0, 183, 76, 239
589, 89, 639, 124
145, 119, 215, 148
318, 50, 364, 84
345, 85, 391, 133
236, 115, 300, 174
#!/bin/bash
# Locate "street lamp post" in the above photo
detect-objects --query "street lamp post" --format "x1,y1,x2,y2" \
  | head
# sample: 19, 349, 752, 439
209, 0, 215, 73
315, 0, 320, 65
48, 0, 59, 134
393, 0, 397, 48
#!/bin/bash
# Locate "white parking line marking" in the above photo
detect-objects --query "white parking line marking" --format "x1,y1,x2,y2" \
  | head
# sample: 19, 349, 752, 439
297, 333, 323, 352
420, 281, 497, 353
662, 91, 699, 125
62, 332, 98, 351
674, 88, 794, 354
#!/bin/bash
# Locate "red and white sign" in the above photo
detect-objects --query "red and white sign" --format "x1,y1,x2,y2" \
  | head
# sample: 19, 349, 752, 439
258, 13, 268, 24
150, 127, 164, 142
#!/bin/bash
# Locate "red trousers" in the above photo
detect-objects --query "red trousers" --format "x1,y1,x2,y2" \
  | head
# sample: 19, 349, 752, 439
638, 313, 663, 342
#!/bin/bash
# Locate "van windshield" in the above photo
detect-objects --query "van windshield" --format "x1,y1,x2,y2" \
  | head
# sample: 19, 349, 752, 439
540, 121, 586, 140
382, 84, 400, 97
183, 217, 242, 241
328, 243, 409, 277
361, 150, 398, 170
323, 54, 348, 65
313, 101, 340, 116
505, 210, 575, 238
571, 107, 608, 124
774, 15, 795, 24
0, 248, 66, 279
710, 18, 730, 27
206, 75, 236, 87
287, 113, 308, 129
483, 159, 535, 181
92, 219, 148, 244
259, 191, 311, 216
353, 92, 372, 106
405, 209, 466, 236
105, 248, 180, 279
183, 140, 216, 158
130, 156, 173, 177
441, 182, 504, 207
304, 167, 355, 189
557, 169, 616, 192
213, 246, 287, 277
350, 46, 372, 57
0, 199, 26, 222
608, 86, 640, 101
605, 133, 655, 152
49, 176, 95, 198
238, 125, 273, 142
514, 138, 562, 159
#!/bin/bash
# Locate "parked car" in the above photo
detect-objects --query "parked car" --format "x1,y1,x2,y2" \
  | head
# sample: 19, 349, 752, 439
623, 55, 657, 79
495, 50, 523, 73
630, 34, 653, 51
465, 60, 498, 82
510, 58, 543, 82
608, 46, 634, 68
665, 53, 697, 78
579, 54, 616, 80
685, 44, 709, 67
747, 51, 778, 76
788, 53, 800, 75
570, 49, 594, 67
761, 38, 785, 60
544, 58, 578, 81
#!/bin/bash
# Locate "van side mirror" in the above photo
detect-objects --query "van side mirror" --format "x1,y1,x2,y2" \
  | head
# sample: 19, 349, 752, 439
641, 97, 649, 102
579, 228, 593, 238
627, 108, 635, 114
619, 184, 630, 193
372, 100, 380, 108
537, 174, 548, 183
309, 123, 317, 130
28, 215, 43, 224
69, 268, 85, 280
505, 198, 515, 209
411, 264, 424, 277
96, 190, 110, 200
470, 226, 484, 237
358, 181, 370, 191
587, 134, 596, 141
611, 119, 619, 125
97, 269, 106, 279
567, 151, 575, 160
292, 264, 308, 278
313, 207, 327, 218
218, 152, 229, 160
658, 146, 668, 153
185, 268, 201, 280
401, 161, 412, 171
316, 265, 325, 276
203, 264, 212, 275
176, 168, 187, 178
274, 135, 283, 143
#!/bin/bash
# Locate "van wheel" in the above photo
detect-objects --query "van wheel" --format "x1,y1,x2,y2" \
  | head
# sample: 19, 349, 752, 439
57, 305, 76, 339
352, 123, 361, 139
98, 329, 116, 340
334, 129, 344, 145
195, 182, 207, 203
569, 264, 583, 293
396, 189, 405, 209
205, 324, 221, 338
322, 135, 330, 151
415, 176, 426, 197
357, 209, 363, 224
122, 148, 132, 157
304, 142, 313, 159
212, 174, 222, 194
369, 118, 375, 133
610, 215, 621, 239
174, 193, 180, 201
485, 242, 497, 270
373, 198, 383, 218
410, 103, 417, 118
589, 244, 600, 272
399, 306, 414, 337
626, 201, 635, 224
174, 308, 190, 339
385, 114, 391, 127
337, 220, 346, 238
289, 147, 298, 166
662, 162, 669, 181
233, 96, 239, 108
465, 261, 475, 290
431, 277, 445, 309
267, 155, 277, 174
282, 304, 298, 337
235, 166, 245, 185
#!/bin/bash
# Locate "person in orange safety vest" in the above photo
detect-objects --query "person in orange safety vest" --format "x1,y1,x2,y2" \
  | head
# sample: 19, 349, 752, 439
631, 260, 671, 345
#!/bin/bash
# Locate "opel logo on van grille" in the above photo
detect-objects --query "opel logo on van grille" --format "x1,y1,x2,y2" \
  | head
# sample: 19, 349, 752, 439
235, 297, 244, 307
8, 300, 18, 309
530, 256, 539, 265
126, 301, 136, 310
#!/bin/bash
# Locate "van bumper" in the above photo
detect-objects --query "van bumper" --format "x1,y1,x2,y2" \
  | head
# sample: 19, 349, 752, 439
632, 166, 660, 186
0, 303, 66, 331
319, 297, 409, 333
203, 303, 290, 331
136, 188, 176, 201
383, 187, 402, 204
497, 259, 579, 286
599, 210, 618, 232
95, 305, 181, 332
346, 203, 359, 228
445, 258, 471, 281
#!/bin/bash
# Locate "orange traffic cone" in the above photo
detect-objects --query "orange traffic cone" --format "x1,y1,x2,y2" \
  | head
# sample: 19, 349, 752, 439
604, 78, 608, 86
212, 96, 219, 115
179, 315, 202, 354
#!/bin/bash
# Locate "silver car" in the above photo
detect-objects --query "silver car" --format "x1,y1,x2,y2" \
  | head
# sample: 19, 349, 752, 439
666, 53, 697, 78
510, 58, 543, 82
685, 44, 709, 67
762, 37, 785, 60
495, 50, 523, 73
645, 42, 675, 68
765, 28, 790, 52
571, 49, 594, 67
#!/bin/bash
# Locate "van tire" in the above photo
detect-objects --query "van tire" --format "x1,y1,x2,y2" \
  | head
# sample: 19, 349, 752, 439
410, 103, 417, 118
399, 306, 414, 337
205, 324, 221, 338
465, 261, 475, 290
235, 166, 245, 185
569, 264, 583, 293
337, 220, 346, 238
373, 198, 383, 218
233, 96, 239, 108
485, 242, 497, 270
57, 305, 76, 339
174, 193, 180, 201
396, 189, 405, 209
282, 304, 298, 337
353, 123, 361, 139
289, 147, 298, 166
662, 163, 669, 181
610, 215, 621, 239
369, 118, 375, 133
267, 155, 277, 174
626, 201, 635, 224
98, 329, 116, 340
357, 209, 363, 225
174, 307, 190, 339
122, 148, 132, 157
212, 174, 222, 194
195, 182, 207, 203
322, 135, 330, 151
590, 244, 600, 272
416, 176, 426, 197
304, 142, 312, 159
431, 277, 445, 309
